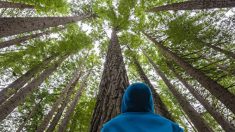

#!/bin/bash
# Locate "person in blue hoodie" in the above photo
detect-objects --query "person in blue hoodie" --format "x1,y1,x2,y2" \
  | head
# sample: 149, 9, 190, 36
101, 82, 183, 132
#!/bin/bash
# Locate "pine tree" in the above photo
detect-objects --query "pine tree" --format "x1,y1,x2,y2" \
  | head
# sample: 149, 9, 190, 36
0, 1, 34, 9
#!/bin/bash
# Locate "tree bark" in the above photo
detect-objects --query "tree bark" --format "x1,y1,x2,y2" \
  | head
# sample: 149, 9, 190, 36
58, 72, 90, 132
168, 65, 235, 132
146, 0, 235, 12
90, 28, 129, 132
131, 53, 174, 121
143, 32, 235, 114
0, 55, 66, 122
0, 55, 57, 105
16, 99, 43, 132
0, 15, 92, 38
149, 60, 213, 132
0, 27, 65, 49
36, 70, 82, 132
0, 1, 34, 9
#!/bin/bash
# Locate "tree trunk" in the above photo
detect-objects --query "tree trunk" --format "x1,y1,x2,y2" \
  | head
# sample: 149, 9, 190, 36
205, 43, 235, 59
0, 55, 66, 122
0, 15, 92, 38
0, 1, 34, 9
149, 60, 213, 132
168, 65, 235, 132
131, 53, 174, 121
90, 28, 129, 132
0, 27, 65, 49
36, 70, 82, 132
0, 55, 57, 105
146, 0, 235, 12
143, 32, 235, 114
58, 72, 90, 132
16, 99, 43, 132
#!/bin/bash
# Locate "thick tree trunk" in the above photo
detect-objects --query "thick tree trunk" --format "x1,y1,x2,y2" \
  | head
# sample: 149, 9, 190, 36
16, 99, 43, 132
0, 56, 66, 121
168, 65, 235, 132
149, 61, 213, 132
36, 70, 82, 132
0, 15, 91, 38
58, 73, 90, 132
131, 54, 174, 121
146, 0, 235, 12
0, 1, 34, 9
0, 55, 57, 105
90, 28, 129, 132
143, 32, 235, 114
0, 27, 64, 49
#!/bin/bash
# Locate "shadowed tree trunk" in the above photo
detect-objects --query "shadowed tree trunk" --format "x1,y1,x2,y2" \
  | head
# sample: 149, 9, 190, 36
90, 28, 129, 132
0, 27, 65, 49
146, 0, 235, 12
143, 32, 235, 114
36, 70, 82, 132
0, 15, 92, 38
0, 1, 34, 9
16, 98, 43, 132
0, 55, 67, 121
168, 64, 235, 132
130, 52, 174, 121
149, 60, 213, 132
58, 72, 90, 132
0, 55, 57, 105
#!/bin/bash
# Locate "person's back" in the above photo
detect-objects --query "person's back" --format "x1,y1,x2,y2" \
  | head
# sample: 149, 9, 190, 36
101, 83, 183, 132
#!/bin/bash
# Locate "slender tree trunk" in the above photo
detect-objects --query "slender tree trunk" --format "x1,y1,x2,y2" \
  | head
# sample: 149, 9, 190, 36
58, 72, 90, 132
146, 0, 235, 12
149, 60, 213, 132
0, 1, 34, 9
36, 70, 82, 132
0, 55, 66, 122
16, 99, 43, 132
143, 32, 235, 114
90, 28, 129, 132
131, 53, 174, 121
0, 27, 65, 49
0, 15, 92, 38
168, 65, 235, 132
0, 55, 57, 105
205, 43, 235, 59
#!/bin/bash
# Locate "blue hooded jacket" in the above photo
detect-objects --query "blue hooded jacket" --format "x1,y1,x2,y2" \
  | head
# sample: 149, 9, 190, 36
101, 83, 183, 132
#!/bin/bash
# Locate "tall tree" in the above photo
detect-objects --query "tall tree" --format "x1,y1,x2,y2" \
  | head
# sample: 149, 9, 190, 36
90, 28, 129, 132
129, 50, 173, 121
0, 27, 65, 49
0, 55, 66, 121
0, 1, 34, 9
146, 0, 235, 12
148, 58, 213, 132
168, 64, 235, 132
36, 70, 82, 132
0, 15, 92, 38
143, 32, 235, 114
58, 72, 90, 132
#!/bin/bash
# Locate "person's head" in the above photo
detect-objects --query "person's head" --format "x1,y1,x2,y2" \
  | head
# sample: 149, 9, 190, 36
121, 82, 154, 113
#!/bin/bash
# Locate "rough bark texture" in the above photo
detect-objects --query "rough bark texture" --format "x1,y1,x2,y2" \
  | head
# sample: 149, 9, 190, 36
0, 56, 66, 122
0, 1, 34, 9
90, 28, 129, 132
131, 54, 174, 121
146, 0, 235, 12
0, 55, 57, 105
143, 32, 235, 114
58, 73, 90, 132
0, 28, 64, 49
168, 65, 235, 132
0, 15, 91, 38
16, 99, 43, 132
36, 70, 82, 132
149, 61, 213, 132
